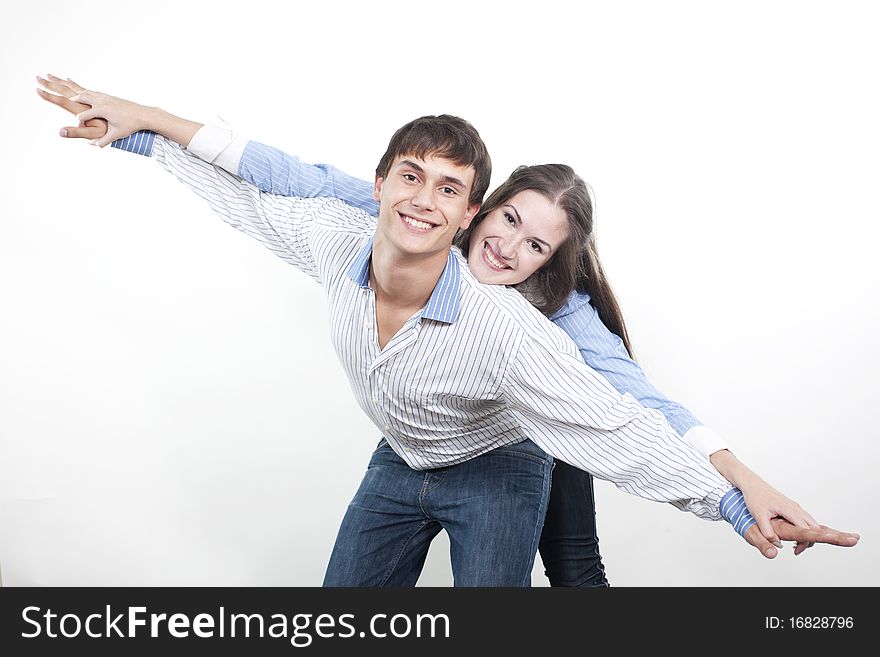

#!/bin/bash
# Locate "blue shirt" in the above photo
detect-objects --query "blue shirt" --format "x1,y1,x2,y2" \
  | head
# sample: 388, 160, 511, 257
237, 139, 705, 436
112, 130, 754, 536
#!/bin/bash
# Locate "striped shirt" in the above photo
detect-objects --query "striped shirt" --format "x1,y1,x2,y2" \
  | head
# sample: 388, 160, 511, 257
230, 138, 754, 535
111, 131, 744, 525
231, 136, 720, 443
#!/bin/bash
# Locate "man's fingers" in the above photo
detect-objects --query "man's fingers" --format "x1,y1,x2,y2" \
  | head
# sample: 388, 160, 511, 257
778, 506, 819, 530
744, 525, 778, 559
60, 124, 105, 140
756, 517, 783, 548
93, 131, 117, 148
771, 519, 860, 547
804, 527, 858, 547
794, 541, 815, 556
36, 88, 88, 115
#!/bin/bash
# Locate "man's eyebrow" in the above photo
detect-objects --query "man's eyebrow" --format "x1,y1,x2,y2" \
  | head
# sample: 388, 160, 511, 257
398, 160, 466, 190
398, 159, 425, 174
504, 203, 554, 251
439, 175, 467, 190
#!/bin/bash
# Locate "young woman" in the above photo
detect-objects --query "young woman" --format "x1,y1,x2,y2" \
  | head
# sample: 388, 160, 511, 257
36, 76, 857, 586
216, 150, 819, 586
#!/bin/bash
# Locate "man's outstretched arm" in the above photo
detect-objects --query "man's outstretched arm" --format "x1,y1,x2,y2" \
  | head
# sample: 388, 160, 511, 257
503, 325, 860, 556
37, 75, 380, 214
36, 76, 360, 284
38, 75, 859, 560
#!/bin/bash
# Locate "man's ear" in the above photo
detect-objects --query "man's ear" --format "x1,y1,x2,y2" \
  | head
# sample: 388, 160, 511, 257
373, 176, 384, 203
459, 203, 481, 230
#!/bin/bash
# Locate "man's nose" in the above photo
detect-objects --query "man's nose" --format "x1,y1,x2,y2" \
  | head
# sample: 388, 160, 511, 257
411, 185, 436, 211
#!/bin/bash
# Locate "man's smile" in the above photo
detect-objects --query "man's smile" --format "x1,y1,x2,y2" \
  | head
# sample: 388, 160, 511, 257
399, 211, 438, 232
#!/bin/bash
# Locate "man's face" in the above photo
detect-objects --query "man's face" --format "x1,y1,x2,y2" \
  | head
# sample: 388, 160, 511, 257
373, 154, 480, 259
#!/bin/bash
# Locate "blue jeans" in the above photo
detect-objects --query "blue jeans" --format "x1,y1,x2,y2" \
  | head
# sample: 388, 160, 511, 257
323, 438, 553, 587
539, 459, 609, 587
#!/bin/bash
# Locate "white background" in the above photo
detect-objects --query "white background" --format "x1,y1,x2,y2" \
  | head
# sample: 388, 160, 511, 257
1, 0, 877, 586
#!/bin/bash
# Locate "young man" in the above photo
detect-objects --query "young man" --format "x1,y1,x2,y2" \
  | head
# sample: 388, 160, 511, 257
37, 79, 859, 586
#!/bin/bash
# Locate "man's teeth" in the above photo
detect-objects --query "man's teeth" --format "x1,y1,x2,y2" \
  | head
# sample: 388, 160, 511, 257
403, 215, 432, 230
484, 243, 508, 269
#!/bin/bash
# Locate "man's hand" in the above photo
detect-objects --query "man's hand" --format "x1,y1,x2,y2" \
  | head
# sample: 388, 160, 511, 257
744, 517, 859, 559
37, 74, 203, 149
739, 475, 821, 554
37, 75, 151, 148
36, 75, 108, 141
710, 449, 830, 556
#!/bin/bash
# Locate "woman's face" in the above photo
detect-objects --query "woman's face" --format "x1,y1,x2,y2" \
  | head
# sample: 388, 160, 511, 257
467, 189, 569, 285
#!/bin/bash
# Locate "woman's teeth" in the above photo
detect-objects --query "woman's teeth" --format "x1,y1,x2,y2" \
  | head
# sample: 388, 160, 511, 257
484, 243, 508, 269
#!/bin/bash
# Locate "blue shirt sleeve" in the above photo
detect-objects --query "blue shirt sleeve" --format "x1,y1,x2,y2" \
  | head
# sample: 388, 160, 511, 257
550, 293, 702, 437
238, 141, 380, 216
551, 294, 756, 537
105, 135, 749, 535
212, 137, 708, 441
720, 488, 757, 537
111, 131, 381, 219
111, 131, 156, 156
118, 130, 700, 443
231, 138, 709, 443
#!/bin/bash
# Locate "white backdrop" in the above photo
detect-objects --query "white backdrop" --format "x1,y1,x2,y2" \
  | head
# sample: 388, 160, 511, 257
1, 0, 877, 586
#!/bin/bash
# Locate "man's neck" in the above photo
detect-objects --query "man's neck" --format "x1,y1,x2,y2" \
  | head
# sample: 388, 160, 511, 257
369, 237, 450, 311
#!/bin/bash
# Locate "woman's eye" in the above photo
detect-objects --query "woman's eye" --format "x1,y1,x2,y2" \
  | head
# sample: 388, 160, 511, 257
529, 241, 543, 253
504, 212, 515, 225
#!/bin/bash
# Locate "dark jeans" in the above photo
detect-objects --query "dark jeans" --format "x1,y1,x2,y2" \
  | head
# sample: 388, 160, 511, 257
539, 459, 609, 587
324, 439, 553, 587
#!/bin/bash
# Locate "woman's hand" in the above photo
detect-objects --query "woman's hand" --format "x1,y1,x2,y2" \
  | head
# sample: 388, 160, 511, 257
37, 74, 201, 148
36, 75, 108, 141
709, 449, 857, 557
739, 476, 819, 555
69, 88, 154, 147
744, 517, 859, 559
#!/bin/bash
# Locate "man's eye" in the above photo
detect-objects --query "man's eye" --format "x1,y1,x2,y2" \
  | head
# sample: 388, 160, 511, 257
403, 173, 418, 182
442, 187, 457, 195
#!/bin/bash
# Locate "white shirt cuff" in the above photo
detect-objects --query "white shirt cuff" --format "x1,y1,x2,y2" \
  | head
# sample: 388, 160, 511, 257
186, 124, 249, 176
681, 425, 729, 459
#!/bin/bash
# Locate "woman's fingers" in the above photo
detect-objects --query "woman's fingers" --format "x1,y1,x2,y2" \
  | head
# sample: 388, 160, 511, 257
38, 75, 77, 99
64, 77, 86, 93
76, 107, 101, 123
36, 87, 88, 115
